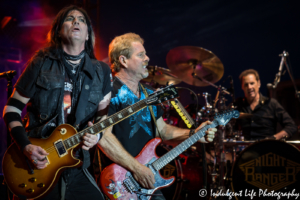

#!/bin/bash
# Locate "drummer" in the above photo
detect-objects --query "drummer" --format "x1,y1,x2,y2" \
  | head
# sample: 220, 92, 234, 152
234, 69, 297, 140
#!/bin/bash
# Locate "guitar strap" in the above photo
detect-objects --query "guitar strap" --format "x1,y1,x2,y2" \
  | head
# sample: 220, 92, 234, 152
140, 84, 163, 141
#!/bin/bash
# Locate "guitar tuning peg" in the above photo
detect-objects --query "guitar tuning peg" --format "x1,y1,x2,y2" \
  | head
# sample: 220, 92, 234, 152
166, 101, 171, 107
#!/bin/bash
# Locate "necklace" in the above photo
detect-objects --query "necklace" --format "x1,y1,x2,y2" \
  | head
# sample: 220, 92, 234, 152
63, 50, 85, 74
115, 76, 140, 96
63, 50, 85, 61
65, 59, 80, 74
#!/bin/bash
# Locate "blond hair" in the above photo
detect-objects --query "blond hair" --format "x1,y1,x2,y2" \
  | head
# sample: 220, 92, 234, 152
108, 33, 144, 73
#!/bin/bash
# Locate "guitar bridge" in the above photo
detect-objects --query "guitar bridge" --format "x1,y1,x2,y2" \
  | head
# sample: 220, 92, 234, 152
123, 178, 134, 194
123, 173, 140, 194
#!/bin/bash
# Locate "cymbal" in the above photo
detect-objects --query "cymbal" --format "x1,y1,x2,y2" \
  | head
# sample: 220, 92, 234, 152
142, 65, 182, 85
166, 46, 224, 86
238, 112, 253, 119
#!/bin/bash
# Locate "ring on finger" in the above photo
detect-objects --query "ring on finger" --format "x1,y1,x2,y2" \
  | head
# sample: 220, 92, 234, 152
32, 159, 38, 164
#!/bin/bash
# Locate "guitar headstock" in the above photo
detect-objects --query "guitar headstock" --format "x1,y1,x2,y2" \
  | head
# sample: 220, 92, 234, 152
214, 110, 240, 126
145, 84, 179, 105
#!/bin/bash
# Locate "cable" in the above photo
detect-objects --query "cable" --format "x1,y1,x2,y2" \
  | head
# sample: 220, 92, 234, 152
175, 87, 199, 113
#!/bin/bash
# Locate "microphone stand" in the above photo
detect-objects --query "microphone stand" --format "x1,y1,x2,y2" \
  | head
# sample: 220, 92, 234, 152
268, 51, 288, 98
268, 51, 300, 102
283, 54, 300, 103
273, 51, 288, 89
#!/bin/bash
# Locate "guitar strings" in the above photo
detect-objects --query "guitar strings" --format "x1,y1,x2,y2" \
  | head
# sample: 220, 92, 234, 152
41, 91, 170, 155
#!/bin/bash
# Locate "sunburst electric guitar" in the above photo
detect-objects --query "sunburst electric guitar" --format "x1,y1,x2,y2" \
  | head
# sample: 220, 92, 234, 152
2, 84, 179, 200
100, 110, 239, 200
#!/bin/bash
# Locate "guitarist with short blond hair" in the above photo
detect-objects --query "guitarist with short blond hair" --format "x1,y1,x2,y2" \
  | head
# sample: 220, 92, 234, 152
97, 33, 217, 199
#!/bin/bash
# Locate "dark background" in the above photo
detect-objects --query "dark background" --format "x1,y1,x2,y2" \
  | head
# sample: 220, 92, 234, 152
0, 0, 299, 177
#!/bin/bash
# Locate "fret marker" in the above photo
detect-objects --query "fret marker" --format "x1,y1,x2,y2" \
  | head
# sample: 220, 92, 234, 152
100, 123, 105, 128
128, 108, 133, 113
118, 113, 123, 118
75, 135, 80, 142
109, 118, 113, 124
90, 129, 94, 134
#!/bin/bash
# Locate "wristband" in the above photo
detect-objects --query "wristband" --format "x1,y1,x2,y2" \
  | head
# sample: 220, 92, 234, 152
10, 126, 31, 151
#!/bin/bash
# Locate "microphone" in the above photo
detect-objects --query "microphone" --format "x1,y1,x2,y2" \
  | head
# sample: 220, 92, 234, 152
0, 70, 16, 79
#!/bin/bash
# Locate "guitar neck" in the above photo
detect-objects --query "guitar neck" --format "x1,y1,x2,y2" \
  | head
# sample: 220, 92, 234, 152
171, 99, 195, 128
63, 99, 148, 149
152, 120, 218, 171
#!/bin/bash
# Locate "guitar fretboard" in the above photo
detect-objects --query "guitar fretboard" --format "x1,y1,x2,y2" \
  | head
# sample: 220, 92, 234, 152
152, 121, 218, 171
63, 100, 148, 149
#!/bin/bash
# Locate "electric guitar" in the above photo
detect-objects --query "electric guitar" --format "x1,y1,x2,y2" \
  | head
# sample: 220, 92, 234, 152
2, 84, 179, 199
100, 110, 239, 200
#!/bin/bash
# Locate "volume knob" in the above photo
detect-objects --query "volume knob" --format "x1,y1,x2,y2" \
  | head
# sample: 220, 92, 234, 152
38, 183, 45, 188
27, 188, 34, 193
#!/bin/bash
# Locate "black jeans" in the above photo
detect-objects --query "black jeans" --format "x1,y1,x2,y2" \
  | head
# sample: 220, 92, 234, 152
40, 168, 103, 200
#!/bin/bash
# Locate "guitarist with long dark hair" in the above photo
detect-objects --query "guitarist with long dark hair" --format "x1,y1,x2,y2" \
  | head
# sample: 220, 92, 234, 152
97, 33, 217, 199
3, 5, 112, 200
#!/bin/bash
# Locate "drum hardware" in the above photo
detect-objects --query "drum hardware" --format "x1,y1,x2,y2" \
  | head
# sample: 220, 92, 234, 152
165, 46, 241, 198
142, 65, 182, 86
166, 46, 224, 87
203, 92, 212, 110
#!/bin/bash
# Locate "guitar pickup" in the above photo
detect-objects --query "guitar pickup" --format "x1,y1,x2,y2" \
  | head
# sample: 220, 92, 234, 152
54, 139, 68, 157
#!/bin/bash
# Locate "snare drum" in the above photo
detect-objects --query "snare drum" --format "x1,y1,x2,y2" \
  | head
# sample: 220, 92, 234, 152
231, 140, 300, 200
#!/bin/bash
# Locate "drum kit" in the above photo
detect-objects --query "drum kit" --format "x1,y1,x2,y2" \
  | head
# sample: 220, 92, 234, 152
142, 46, 300, 200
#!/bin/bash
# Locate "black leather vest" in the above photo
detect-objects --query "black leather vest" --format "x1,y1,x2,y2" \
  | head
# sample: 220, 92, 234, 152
24, 55, 104, 139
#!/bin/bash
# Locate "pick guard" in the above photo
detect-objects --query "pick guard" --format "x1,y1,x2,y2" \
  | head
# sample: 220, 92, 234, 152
124, 157, 174, 200
100, 138, 175, 200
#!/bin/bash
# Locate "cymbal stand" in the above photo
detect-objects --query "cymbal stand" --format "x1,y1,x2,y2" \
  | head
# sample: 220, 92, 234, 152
200, 92, 213, 121
216, 87, 231, 197
191, 64, 232, 198
203, 92, 212, 110
192, 73, 231, 96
